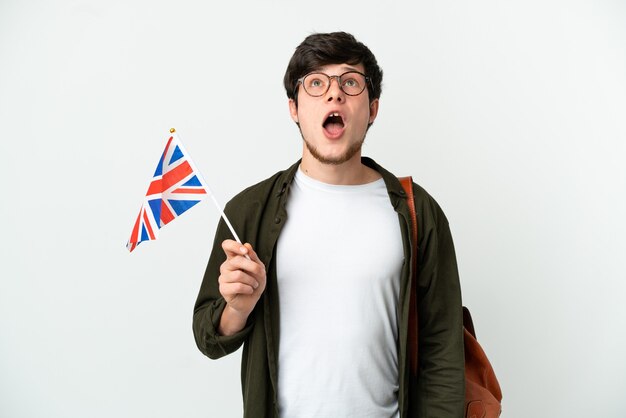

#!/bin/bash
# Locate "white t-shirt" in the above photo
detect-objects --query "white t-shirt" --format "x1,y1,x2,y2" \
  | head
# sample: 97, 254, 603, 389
276, 168, 404, 418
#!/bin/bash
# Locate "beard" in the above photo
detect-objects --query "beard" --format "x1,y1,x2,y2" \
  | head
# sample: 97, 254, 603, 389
301, 133, 366, 165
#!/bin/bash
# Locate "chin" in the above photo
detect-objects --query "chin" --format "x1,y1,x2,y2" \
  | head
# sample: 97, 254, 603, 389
304, 139, 363, 165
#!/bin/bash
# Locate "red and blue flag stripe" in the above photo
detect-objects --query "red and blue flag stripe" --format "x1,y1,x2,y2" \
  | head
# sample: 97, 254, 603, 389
127, 134, 207, 252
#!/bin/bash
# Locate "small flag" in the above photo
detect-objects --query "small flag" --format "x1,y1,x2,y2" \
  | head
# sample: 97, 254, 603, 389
127, 133, 208, 252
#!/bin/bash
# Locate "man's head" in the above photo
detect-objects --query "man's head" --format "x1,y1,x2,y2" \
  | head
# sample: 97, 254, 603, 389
283, 32, 383, 107
285, 32, 383, 168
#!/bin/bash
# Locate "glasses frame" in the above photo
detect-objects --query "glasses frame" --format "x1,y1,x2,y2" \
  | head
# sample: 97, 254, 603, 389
295, 70, 373, 98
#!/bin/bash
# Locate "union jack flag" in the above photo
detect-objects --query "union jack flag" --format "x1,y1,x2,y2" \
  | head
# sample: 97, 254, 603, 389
127, 133, 208, 252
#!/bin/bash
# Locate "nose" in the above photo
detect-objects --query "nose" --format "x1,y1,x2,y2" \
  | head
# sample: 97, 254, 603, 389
326, 76, 344, 102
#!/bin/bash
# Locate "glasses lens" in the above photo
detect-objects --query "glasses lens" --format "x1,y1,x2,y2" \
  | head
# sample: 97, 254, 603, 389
300, 72, 368, 97
340, 72, 366, 96
302, 73, 329, 97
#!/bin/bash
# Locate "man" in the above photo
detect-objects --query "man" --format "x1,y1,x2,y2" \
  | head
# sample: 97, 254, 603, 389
193, 32, 465, 417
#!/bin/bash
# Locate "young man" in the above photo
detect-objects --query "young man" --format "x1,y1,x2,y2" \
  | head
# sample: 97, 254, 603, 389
193, 32, 465, 417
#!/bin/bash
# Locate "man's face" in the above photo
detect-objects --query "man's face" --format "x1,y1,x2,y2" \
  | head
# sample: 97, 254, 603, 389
289, 63, 379, 165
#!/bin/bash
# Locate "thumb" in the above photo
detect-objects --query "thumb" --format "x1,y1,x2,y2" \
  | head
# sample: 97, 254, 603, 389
243, 243, 262, 265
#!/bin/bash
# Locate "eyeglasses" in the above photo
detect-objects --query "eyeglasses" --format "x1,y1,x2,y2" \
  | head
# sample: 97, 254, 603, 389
296, 71, 371, 97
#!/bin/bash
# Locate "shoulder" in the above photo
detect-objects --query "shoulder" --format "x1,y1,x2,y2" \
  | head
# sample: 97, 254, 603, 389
404, 180, 456, 256
411, 182, 447, 220
366, 156, 449, 228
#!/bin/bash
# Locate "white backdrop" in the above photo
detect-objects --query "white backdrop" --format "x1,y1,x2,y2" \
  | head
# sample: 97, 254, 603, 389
1, 1, 625, 417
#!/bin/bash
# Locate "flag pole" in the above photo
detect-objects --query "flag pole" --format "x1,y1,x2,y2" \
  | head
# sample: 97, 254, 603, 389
170, 128, 244, 245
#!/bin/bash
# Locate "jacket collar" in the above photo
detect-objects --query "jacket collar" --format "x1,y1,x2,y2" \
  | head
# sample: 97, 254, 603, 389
362, 156, 408, 201
275, 157, 407, 206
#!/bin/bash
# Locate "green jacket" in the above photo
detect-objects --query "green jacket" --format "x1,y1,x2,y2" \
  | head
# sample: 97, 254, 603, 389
193, 157, 465, 417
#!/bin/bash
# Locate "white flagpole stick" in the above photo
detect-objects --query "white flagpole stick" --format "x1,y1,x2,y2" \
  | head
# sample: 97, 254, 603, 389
205, 186, 243, 244
170, 129, 245, 246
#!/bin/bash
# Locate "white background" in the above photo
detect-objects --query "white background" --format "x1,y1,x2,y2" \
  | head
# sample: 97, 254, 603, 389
1, 1, 625, 417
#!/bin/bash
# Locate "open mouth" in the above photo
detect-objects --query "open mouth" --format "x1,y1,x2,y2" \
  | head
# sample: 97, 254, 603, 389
323, 112, 345, 136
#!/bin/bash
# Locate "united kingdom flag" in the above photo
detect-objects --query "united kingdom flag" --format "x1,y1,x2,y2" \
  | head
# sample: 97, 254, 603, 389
127, 133, 208, 252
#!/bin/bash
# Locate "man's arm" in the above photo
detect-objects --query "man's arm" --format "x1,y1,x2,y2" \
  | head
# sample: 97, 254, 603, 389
192, 219, 266, 359
415, 198, 465, 417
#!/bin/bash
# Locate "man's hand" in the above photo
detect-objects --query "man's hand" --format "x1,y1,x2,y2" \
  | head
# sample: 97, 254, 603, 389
217, 240, 267, 336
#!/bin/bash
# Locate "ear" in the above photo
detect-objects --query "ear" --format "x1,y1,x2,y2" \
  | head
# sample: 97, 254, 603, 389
368, 99, 379, 124
288, 99, 299, 123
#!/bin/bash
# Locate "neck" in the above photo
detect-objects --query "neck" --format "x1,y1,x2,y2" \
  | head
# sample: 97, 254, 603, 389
300, 151, 380, 185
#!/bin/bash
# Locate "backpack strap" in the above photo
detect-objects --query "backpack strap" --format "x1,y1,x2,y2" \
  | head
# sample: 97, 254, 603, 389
398, 176, 419, 376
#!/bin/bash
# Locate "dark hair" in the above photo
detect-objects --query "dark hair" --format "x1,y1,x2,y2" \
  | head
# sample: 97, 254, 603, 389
283, 32, 383, 105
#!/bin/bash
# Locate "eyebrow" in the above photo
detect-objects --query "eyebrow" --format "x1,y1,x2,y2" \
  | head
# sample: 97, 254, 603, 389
339, 65, 360, 72
315, 65, 362, 74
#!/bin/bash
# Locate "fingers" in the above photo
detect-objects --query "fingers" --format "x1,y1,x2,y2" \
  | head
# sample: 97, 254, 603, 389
221, 240, 265, 272
221, 253, 264, 280
243, 243, 262, 264
219, 265, 259, 289
221, 239, 250, 259
219, 240, 267, 299
219, 276, 257, 296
